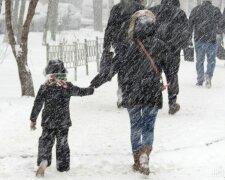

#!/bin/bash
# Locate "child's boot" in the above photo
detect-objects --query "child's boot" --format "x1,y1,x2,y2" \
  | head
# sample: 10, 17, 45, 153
36, 160, 48, 177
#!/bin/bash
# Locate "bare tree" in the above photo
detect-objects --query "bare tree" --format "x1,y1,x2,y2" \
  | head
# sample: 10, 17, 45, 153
42, 0, 52, 45
49, 0, 59, 41
17, 0, 26, 44
0, 0, 3, 14
42, 0, 59, 44
12, 0, 19, 34
93, 0, 103, 32
5, 0, 39, 97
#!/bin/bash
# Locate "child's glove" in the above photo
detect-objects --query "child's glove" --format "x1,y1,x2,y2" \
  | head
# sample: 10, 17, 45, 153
30, 121, 37, 131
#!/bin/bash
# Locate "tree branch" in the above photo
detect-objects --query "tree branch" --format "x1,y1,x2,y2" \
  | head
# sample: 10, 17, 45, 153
21, 0, 39, 44
5, 0, 17, 57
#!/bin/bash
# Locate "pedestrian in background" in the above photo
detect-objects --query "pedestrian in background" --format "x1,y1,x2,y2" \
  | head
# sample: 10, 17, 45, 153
149, 0, 189, 115
189, 0, 222, 88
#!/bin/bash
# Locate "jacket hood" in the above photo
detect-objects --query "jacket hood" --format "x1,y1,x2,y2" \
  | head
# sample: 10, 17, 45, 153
128, 10, 156, 40
161, 0, 180, 7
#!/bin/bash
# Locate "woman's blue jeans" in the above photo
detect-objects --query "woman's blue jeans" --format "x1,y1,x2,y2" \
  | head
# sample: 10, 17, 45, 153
127, 105, 158, 153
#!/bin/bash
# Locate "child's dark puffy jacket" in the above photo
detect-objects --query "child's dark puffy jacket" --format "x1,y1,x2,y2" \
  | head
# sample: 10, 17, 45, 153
30, 82, 94, 129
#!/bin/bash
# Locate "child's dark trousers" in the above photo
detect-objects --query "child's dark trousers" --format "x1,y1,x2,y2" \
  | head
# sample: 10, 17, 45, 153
37, 128, 70, 172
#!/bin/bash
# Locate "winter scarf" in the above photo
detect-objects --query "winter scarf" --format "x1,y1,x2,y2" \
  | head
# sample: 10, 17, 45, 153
128, 10, 156, 39
47, 74, 68, 88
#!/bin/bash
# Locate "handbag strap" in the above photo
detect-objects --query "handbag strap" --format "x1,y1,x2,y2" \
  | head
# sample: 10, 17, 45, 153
135, 38, 170, 91
135, 38, 160, 77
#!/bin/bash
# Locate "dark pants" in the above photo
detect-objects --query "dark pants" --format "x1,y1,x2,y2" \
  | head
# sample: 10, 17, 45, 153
37, 128, 70, 171
163, 53, 181, 106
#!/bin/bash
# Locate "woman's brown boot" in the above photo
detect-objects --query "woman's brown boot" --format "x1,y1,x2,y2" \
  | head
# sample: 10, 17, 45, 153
132, 151, 141, 171
139, 145, 152, 175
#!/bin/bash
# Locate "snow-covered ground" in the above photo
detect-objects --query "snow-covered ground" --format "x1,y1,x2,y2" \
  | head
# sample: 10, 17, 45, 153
0, 32, 225, 180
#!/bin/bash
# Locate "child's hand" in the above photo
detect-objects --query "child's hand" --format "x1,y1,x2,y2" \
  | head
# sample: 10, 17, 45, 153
30, 121, 37, 131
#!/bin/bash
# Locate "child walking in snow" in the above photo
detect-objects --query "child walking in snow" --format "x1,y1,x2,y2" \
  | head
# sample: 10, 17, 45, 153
30, 59, 94, 177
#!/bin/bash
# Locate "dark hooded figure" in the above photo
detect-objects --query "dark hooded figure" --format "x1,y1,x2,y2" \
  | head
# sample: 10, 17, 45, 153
100, 0, 144, 107
103, 0, 144, 52
189, 0, 222, 88
30, 60, 94, 177
92, 9, 168, 175
149, 0, 189, 115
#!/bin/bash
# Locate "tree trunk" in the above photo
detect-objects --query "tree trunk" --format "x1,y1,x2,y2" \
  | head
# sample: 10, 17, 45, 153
16, 52, 35, 96
50, 0, 59, 41
93, 0, 103, 32
42, 0, 52, 45
17, 0, 26, 44
5, 0, 39, 97
12, 0, 19, 36
0, 0, 3, 14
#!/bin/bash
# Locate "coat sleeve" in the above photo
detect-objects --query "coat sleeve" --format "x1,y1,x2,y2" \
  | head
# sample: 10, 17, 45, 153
215, 8, 223, 34
30, 85, 45, 122
90, 51, 115, 88
188, 7, 197, 36
172, 10, 190, 50
68, 83, 94, 96
103, 6, 117, 51
220, 8, 225, 33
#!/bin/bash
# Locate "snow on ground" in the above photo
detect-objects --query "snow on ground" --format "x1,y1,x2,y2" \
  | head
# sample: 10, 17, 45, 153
0, 32, 225, 180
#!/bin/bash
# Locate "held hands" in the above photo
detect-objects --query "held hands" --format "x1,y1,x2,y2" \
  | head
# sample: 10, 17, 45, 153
30, 121, 37, 131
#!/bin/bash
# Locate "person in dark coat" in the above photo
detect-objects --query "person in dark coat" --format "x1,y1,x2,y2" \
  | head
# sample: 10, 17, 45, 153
91, 10, 168, 175
189, 0, 222, 88
103, 0, 144, 107
103, 0, 144, 52
149, 0, 189, 115
30, 60, 94, 177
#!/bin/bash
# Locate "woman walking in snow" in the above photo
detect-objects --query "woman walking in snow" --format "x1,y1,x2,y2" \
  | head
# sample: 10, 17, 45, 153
91, 10, 168, 175
30, 60, 94, 177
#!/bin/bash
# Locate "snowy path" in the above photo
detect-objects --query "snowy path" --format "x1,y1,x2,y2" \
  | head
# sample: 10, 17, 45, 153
0, 33, 225, 179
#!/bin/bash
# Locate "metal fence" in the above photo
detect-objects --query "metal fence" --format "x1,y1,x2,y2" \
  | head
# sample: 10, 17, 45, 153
46, 37, 104, 80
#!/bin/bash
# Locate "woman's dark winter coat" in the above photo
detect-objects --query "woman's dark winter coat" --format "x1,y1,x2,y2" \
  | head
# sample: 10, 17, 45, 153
116, 37, 167, 108
30, 82, 94, 129
91, 10, 168, 109
149, 0, 189, 54
189, 1, 222, 43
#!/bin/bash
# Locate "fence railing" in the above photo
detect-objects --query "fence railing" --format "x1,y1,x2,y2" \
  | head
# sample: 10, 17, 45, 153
46, 37, 104, 80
